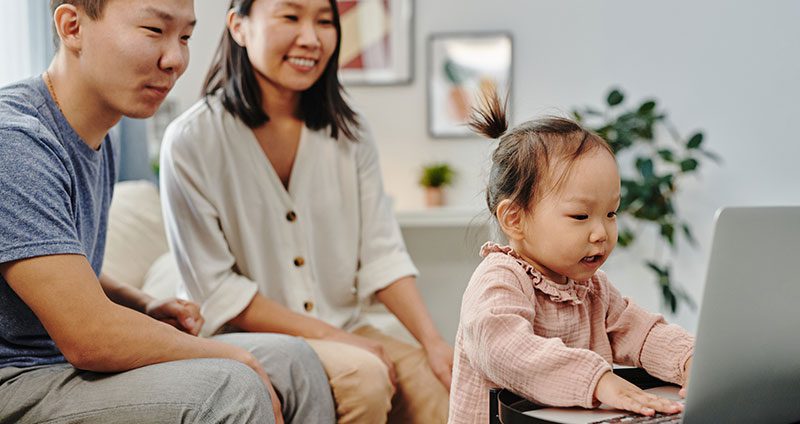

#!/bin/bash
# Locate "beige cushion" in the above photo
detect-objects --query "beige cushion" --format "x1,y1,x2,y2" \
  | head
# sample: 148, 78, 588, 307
141, 252, 181, 300
102, 180, 169, 289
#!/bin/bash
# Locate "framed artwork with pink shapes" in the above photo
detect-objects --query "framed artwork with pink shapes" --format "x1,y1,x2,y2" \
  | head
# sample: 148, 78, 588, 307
337, 0, 414, 85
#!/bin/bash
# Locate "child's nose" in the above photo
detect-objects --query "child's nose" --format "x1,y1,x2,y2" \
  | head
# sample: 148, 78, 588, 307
589, 225, 608, 243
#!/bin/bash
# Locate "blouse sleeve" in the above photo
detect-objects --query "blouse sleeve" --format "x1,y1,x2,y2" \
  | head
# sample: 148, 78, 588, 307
461, 258, 612, 408
602, 272, 694, 385
353, 123, 418, 300
159, 120, 258, 337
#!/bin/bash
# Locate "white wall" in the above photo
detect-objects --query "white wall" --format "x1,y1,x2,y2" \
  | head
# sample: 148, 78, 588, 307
169, 0, 800, 335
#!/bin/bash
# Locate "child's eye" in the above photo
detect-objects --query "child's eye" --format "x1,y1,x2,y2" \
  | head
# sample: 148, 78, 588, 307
318, 19, 333, 25
570, 215, 589, 221
607, 211, 617, 218
283, 15, 299, 21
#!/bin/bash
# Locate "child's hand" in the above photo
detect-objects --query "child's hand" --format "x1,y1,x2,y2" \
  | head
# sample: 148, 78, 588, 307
679, 357, 693, 398
594, 371, 683, 416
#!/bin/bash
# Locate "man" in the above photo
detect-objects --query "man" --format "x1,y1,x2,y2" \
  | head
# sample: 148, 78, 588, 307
0, 1, 334, 422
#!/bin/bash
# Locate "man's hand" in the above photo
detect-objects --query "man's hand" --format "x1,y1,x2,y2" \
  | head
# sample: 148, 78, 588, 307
145, 298, 204, 336
423, 338, 454, 392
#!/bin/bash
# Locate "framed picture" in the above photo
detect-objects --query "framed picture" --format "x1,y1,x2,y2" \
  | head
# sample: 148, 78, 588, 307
427, 32, 513, 138
337, 0, 414, 85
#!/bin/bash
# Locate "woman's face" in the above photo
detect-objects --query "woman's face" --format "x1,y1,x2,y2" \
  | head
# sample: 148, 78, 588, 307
230, 0, 338, 95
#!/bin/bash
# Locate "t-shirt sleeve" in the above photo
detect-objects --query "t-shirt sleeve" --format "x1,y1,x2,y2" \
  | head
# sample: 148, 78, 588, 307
0, 128, 84, 264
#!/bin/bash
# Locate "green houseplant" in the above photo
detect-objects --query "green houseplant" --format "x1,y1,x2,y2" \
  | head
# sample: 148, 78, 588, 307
419, 162, 456, 207
572, 88, 719, 313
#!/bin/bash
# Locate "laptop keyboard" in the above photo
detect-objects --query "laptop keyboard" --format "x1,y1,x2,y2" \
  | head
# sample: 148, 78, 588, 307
590, 412, 683, 423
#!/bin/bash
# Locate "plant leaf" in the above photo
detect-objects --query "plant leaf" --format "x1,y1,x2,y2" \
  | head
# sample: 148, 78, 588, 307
607, 89, 624, 106
638, 100, 656, 114
680, 158, 699, 172
687, 132, 704, 149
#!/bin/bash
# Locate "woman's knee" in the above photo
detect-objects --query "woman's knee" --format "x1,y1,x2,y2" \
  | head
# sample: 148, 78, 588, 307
330, 350, 394, 420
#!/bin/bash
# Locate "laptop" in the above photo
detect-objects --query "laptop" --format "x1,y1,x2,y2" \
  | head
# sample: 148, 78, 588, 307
522, 206, 800, 424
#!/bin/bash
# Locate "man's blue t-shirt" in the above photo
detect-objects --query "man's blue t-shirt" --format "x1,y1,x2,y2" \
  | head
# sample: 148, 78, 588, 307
0, 76, 116, 368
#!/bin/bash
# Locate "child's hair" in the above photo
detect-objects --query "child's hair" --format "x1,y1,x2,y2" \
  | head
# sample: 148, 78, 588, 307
469, 90, 613, 219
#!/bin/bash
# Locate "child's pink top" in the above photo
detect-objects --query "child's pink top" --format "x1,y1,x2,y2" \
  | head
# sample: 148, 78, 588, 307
448, 243, 694, 424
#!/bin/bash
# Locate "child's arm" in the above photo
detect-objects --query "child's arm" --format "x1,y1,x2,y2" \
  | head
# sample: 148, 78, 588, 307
460, 261, 611, 408
601, 272, 694, 385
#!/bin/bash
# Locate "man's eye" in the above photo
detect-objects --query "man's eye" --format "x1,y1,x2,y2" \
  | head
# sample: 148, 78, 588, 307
571, 215, 589, 221
143, 26, 163, 34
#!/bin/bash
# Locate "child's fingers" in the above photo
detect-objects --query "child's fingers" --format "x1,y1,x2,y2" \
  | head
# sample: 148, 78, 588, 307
633, 392, 683, 415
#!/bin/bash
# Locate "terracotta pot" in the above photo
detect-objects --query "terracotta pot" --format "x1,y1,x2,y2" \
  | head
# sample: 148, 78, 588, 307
425, 187, 445, 208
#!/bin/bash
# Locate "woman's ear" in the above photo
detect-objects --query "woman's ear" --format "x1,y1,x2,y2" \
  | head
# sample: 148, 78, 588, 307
227, 9, 247, 47
496, 199, 526, 241
53, 4, 82, 53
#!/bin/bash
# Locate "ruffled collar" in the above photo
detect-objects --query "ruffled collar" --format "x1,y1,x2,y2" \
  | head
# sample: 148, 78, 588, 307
480, 242, 590, 305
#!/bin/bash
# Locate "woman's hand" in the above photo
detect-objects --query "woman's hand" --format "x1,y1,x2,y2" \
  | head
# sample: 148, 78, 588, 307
594, 371, 683, 416
680, 357, 693, 398
423, 338, 454, 391
144, 298, 204, 336
324, 330, 397, 386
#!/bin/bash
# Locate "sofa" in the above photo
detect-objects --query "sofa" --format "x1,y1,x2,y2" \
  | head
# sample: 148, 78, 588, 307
101, 180, 412, 341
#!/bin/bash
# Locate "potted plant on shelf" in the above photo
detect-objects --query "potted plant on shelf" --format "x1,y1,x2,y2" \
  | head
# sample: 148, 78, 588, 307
572, 88, 720, 314
419, 162, 456, 208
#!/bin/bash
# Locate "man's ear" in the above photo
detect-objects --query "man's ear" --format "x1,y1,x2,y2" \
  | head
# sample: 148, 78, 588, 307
496, 199, 526, 241
53, 4, 82, 53
227, 9, 247, 47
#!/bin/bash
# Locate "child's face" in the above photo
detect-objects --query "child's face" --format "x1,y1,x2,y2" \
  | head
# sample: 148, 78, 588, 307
514, 149, 621, 284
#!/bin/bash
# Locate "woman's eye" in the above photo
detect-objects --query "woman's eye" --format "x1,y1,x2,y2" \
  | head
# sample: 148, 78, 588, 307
143, 26, 163, 34
571, 215, 589, 221
318, 19, 333, 25
181, 35, 192, 42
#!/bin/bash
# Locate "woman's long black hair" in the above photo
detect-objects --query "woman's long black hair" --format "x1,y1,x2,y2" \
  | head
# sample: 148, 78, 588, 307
202, 0, 360, 141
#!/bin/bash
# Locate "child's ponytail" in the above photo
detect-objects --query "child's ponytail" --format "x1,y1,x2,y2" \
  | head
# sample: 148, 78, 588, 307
468, 88, 509, 140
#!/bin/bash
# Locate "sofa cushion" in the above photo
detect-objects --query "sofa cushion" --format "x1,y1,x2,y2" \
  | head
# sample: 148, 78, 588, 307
141, 252, 181, 300
102, 180, 169, 289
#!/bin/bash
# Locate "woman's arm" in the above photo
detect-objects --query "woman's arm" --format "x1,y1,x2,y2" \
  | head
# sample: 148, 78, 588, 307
375, 276, 454, 390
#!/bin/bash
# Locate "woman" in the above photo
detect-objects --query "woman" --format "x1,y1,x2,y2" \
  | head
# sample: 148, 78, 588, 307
159, 0, 451, 422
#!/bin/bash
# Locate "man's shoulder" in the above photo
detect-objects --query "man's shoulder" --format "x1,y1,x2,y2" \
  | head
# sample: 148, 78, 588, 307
0, 77, 55, 144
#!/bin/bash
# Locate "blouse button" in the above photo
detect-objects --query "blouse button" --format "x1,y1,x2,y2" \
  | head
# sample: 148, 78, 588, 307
303, 301, 314, 312
294, 257, 305, 267
286, 211, 297, 222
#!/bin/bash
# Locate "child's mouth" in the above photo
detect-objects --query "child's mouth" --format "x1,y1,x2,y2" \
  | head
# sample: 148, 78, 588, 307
581, 255, 602, 264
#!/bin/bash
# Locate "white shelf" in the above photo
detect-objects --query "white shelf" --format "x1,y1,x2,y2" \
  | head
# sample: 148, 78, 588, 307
395, 207, 487, 228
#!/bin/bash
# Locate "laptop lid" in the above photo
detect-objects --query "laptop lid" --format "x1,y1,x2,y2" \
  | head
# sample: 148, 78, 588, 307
684, 206, 800, 423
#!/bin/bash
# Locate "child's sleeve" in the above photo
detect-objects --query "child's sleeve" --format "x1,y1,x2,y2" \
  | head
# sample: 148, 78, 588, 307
601, 272, 694, 385
461, 260, 612, 408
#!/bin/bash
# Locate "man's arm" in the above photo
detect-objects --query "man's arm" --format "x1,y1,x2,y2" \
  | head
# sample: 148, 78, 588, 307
98, 272, 153, 313
2, 254, 255, 372
99, 272, 203, 336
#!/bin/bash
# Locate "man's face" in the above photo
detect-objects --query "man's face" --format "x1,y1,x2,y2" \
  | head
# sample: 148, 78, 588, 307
77, 0, 196, 119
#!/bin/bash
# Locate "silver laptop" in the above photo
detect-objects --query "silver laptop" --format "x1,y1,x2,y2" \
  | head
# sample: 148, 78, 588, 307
525, 206, 800, 423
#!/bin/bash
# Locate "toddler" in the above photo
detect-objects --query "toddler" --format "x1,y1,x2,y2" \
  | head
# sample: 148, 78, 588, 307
448, 92, 694, 424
